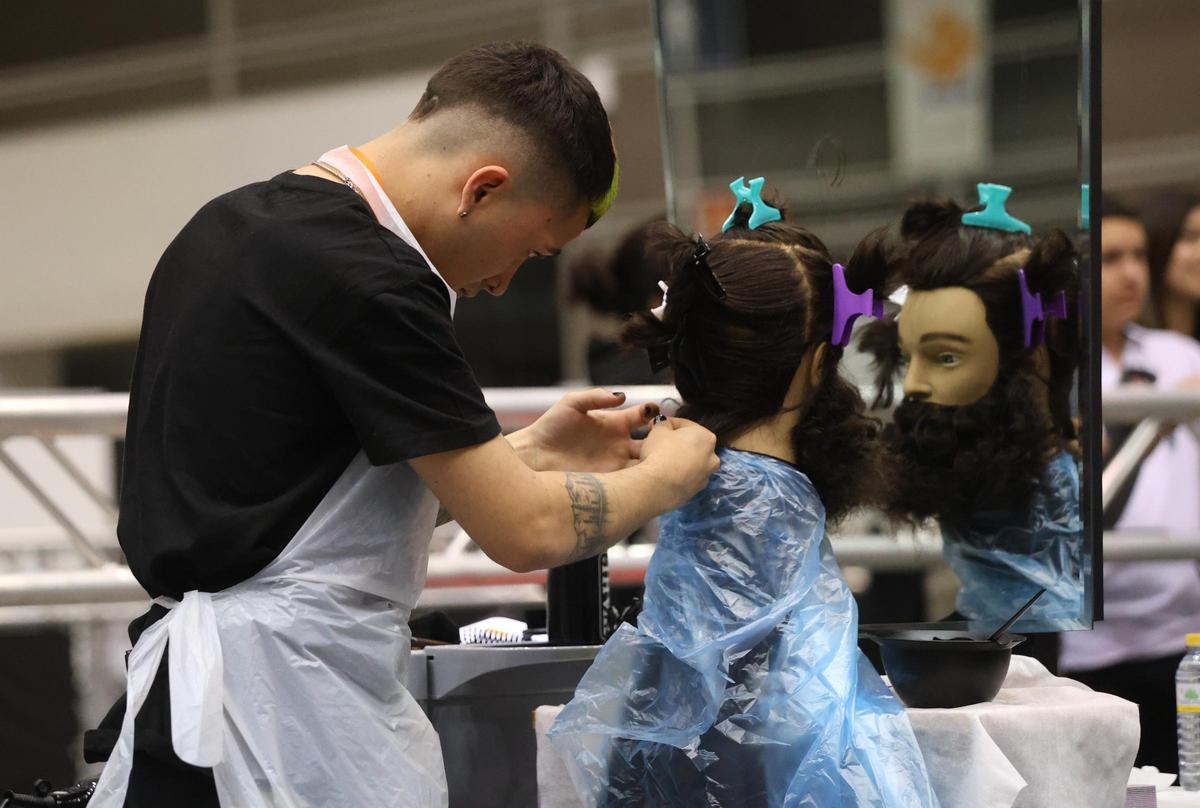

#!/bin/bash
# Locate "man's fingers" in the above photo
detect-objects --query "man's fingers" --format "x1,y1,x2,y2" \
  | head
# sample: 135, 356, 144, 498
565, 387, 627, 412
615, 401, 660, 431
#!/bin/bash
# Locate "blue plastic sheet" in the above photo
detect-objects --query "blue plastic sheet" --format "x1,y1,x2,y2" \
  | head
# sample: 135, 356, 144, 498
941, 450, 1086, 631
549, 449, 937, 807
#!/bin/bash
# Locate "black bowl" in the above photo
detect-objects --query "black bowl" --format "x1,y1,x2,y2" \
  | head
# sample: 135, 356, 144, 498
864, 629, 1025, 709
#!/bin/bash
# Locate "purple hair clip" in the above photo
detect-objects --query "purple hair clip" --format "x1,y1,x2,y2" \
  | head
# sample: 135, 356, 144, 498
831, 263, 883, 347
1018, 268, 1068, 347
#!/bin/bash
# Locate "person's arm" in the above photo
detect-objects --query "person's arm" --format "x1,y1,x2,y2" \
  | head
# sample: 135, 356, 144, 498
434, 389, 658, 526
410, 417, 717, 572
504, 388, 659, 473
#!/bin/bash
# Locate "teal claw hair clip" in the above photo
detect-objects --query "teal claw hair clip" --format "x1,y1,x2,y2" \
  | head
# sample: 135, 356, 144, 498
722, 176, 782, 232
961, 182, 1032, 234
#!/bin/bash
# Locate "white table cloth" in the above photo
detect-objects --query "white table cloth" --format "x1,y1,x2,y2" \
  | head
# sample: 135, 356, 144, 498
535, 655, 1140, 807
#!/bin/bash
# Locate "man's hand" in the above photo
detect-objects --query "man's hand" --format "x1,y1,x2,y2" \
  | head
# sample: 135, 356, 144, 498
640, 415, 721, 507
509, 389, 660, 473
413, 415, 718, 574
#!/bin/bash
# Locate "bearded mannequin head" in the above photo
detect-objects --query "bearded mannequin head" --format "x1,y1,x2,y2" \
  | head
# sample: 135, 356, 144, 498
853, 197, 1082, 525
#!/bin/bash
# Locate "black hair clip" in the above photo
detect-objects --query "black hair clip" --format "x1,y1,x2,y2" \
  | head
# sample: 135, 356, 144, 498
646, 237, 720, 376
647, 341, 671, 373
688, 236, 726, 301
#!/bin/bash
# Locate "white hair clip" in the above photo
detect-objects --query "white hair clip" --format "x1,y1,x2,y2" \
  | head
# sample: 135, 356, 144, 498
888, 285, 909, 307
650, 280, 669, 321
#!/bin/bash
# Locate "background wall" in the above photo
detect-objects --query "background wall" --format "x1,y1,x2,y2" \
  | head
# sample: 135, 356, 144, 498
1102, 0, 1200, 194
0, 0, 665, 385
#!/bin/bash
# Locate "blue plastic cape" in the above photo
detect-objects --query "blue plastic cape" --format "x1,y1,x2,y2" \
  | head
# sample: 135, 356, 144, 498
549, 449, 937, 807
940, 450, 1086, 631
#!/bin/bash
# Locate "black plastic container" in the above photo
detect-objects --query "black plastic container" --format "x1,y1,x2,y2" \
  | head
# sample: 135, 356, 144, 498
864, 629, 1025, 709
546, 553, 610, 644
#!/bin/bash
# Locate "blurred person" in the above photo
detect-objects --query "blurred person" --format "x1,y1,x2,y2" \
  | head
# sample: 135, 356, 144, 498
78, 41, 719, 808
1059, 199, 1200, 773
566, 216, 671, 385
1142, 190, 1200, 341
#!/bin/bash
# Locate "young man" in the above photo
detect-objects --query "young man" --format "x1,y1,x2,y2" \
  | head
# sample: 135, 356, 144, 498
84, 42, 719, 807
1059, 200, 1200, 773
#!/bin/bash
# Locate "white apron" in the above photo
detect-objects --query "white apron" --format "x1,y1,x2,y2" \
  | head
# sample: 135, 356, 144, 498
91, 146, 457, 807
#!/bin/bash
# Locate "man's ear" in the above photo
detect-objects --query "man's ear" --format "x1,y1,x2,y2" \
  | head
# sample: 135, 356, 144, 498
458, 165, 510, 213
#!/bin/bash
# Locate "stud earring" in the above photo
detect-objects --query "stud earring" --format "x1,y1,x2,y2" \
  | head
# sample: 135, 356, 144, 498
458, 210, 469, 218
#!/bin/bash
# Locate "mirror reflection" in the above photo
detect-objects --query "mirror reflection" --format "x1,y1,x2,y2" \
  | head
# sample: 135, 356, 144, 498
652, 0, 1091, 633
857, 188, 1087, 631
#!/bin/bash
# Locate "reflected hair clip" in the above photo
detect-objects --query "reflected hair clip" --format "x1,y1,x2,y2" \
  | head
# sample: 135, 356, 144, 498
961, 182, 1032, 234
722, 176, 782, 232
1018, 268, 1068, 347
831, 263, 883, 347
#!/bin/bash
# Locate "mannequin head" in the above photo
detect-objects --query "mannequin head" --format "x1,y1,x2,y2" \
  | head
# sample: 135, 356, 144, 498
567, 217, 671, 316
854, 196, 1081, 523
898, 287, 1001, 406
622, 201, 885, 522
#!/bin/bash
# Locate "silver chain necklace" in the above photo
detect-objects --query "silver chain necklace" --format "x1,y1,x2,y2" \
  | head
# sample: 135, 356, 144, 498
310, 160, 366, 201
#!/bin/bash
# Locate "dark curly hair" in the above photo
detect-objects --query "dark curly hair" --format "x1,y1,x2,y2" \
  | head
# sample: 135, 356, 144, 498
856, 197, 1080, 440
884, 374, 1060, 526
852, 196, 1083, 524
621, 200, 886, 524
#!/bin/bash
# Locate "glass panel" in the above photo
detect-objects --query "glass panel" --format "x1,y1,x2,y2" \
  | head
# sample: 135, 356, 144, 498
653, 0, 1092, 633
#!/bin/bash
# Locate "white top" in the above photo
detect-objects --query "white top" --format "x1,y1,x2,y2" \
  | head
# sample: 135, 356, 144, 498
1060, 324, 1200, 671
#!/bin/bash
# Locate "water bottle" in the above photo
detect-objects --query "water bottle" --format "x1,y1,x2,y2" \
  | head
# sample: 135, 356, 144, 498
1178, 633, 1200, 790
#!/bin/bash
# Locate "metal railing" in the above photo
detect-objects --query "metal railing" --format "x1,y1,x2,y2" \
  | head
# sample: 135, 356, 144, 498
0, 387, 1198, 615
1098, 389, 1200, 424
1099, 390, 1200, 515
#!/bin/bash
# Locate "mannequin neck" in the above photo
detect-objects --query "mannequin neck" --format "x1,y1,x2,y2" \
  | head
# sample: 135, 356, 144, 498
727, 408, 801, 465
726, 345, 826, 466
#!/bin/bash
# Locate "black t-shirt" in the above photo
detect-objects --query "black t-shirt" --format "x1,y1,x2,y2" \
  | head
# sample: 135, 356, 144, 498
119, 171, 500, 598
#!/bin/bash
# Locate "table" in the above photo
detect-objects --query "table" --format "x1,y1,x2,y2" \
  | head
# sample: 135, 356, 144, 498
534, 655, 1140, 807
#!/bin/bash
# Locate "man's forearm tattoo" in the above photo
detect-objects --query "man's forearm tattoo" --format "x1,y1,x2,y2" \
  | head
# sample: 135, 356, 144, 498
564, 473, 608, 560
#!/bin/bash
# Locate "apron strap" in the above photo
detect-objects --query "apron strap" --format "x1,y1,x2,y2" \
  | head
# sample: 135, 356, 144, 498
89, 591, 225, 807
316, 145, 457, 316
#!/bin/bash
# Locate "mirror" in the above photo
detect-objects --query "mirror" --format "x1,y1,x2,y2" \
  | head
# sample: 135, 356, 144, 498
652, 0, 1093, 632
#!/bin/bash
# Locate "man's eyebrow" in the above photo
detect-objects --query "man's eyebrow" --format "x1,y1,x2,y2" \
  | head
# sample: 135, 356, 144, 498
919, 332, 971, 345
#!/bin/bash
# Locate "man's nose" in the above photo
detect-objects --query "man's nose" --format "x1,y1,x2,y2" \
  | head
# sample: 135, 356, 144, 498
1115, 259, 1143, 287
